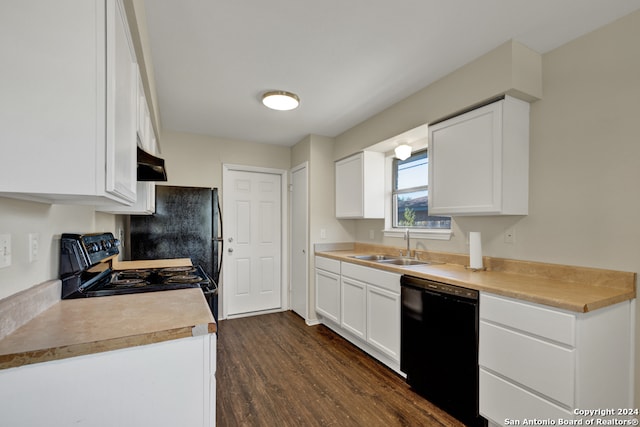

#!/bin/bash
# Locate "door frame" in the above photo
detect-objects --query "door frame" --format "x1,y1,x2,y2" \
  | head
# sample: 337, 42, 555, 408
221, 163, 289, 320
290, 162, 309, 321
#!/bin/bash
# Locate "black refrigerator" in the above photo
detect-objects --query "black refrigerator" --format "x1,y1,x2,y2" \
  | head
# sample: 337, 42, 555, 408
126, 185, 222, 321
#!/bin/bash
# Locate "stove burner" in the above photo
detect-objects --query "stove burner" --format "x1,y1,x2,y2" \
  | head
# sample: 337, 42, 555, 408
159, 266, 196, 275
116, 269, 152, 279
164, 274, 204, 284
109, 278, 148, 287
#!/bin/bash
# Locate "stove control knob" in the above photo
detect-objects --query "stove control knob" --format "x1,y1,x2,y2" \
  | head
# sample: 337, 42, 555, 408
104, 240, 112, 249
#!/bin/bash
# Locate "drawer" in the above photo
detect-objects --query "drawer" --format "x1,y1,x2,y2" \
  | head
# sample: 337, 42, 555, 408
341, 262, 400, 293
315, 256, 341, 274
480, 369, 572, 424
479, 321, 575, 407
480, 293, 575, 346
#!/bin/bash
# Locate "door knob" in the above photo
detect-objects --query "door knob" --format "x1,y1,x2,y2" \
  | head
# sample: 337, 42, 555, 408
228, 237, 233, 243
228, 248, 234, 253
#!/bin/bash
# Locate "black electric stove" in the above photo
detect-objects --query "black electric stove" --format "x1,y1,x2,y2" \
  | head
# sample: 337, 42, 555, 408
60, 233, 216, 300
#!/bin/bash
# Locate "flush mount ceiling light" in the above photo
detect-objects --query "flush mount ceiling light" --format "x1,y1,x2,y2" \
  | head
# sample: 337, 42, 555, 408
394, 143, 412, 161
262, 90, 300, 111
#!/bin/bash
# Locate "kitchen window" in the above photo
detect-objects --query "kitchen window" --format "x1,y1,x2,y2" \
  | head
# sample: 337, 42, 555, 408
392, 149, 451, 231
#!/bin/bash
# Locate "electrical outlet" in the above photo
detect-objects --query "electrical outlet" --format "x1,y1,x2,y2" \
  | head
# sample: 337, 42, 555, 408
504, 227, 516, 244
320, 229, 326, 239
0, 234, 12, 268
369, 229, 375, 240
28, 233, 39, 263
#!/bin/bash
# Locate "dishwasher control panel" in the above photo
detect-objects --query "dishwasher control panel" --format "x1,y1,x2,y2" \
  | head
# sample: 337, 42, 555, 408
400, 275, 478, 300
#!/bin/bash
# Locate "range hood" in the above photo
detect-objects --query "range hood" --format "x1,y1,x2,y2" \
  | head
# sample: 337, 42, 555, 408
137, 147, 168, 181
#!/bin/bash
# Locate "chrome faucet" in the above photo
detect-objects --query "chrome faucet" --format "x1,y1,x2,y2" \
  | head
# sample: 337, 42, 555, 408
404, 228, 411, 258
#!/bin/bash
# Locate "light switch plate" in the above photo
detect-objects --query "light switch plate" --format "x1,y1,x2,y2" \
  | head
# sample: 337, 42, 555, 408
0, 234, 12, 268
28, 233, 39, 263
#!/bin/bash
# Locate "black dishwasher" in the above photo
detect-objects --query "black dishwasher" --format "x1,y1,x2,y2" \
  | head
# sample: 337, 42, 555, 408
400, 275, 486, 427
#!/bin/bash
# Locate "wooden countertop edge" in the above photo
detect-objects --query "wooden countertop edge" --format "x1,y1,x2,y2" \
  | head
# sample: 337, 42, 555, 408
0, 322, 216, 370
0, 287, 217, 371
315, 251, 636, 313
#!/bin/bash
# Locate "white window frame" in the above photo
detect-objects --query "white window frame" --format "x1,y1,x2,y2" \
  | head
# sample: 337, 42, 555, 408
383, 153, 452, 240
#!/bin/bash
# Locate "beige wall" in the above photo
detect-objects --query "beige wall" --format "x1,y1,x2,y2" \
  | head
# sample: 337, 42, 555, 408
160, 130, 291, 188
0, 199, 119, 300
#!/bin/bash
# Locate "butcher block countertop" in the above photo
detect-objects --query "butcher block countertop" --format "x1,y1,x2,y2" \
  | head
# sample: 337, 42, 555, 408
316, 243, 636, 313
0, 258, 215, 370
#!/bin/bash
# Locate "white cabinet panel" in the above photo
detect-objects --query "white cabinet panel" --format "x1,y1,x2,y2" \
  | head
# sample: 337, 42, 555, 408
315, 268, 341, 323
315, 256, 340, 274
366, 285, 400, 361
342, 262, 400, 293
481, 293, 575, 346
335, 151, 385, 218
99, 67, 158, 214
479, 292, 633, 425
480, 321, 575, 407
105, 0, 137, 203
0, 0, 137, 205
341, 277, 367, 339
480, 369, 572, 425
429, 96, 529, 215
0, 334, 216, 427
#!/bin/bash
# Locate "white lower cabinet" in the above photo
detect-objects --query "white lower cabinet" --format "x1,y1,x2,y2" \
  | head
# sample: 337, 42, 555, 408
0, 333, 217, 427
315, 257, 401, 372
479, 293, 633, 426
366, 285, 400, 361
315, 256, 341, 323
341, 276, 367, 339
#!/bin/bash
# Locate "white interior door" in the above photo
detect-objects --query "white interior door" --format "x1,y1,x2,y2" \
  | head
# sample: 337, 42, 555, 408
224, 167, 282, 316
291, 163, 308, 319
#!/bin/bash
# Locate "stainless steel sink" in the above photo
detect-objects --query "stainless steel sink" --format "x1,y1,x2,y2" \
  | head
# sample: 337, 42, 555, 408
350, 254, 396, 261
378, 258, 429, 266
350, 254, 443, 266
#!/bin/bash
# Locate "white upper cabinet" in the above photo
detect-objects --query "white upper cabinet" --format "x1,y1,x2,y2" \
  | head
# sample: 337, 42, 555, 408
0, 0, 138, 205
335, 151, 385, 219
428, 96, 530, 215
98, 71, 157, 214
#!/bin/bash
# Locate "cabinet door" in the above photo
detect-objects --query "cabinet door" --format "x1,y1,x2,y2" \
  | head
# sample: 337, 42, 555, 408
335, 152, 385, 219
0, 0, 102, 199
315, 269, 341, 323
341, 277, 367, 339
429, 101, 502, 215
105, 0, 137, 203
0, 335, 214, 427
335, 154, 364, 218
366, 286, 400, 361
429, 97, 529, 216
97, 182, 155, 214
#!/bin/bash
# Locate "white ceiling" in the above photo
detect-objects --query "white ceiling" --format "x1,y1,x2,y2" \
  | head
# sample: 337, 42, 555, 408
143, 0, 640, 147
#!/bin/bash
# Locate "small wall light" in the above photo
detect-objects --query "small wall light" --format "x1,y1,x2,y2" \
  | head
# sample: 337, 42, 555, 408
394, 144, 412, 160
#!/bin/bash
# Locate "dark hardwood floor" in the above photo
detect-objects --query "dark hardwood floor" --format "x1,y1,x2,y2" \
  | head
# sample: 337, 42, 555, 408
216, 311, 464, 427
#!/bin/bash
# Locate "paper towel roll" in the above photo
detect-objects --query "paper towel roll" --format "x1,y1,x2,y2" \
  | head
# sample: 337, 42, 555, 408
469, 232, 483, 270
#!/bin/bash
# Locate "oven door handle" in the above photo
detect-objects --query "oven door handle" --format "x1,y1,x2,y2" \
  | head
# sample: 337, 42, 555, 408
202, 285, 218, 296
